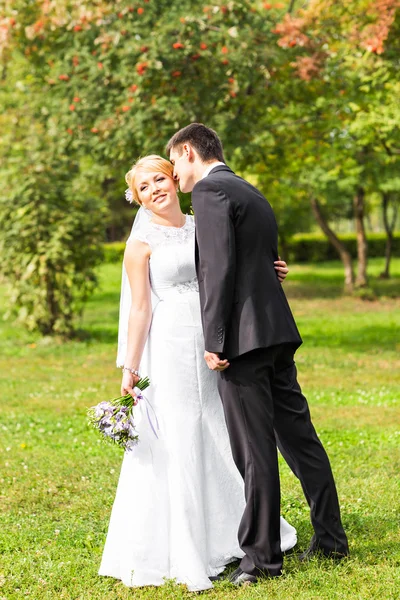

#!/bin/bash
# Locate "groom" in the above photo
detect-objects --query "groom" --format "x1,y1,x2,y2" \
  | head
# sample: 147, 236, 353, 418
167, 124, 348, 585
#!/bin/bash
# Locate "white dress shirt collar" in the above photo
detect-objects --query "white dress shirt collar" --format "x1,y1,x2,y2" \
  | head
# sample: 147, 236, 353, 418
201, 161, 226, 179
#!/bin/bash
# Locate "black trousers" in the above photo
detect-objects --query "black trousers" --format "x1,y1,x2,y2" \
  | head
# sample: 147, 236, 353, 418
217, 345, 348, 577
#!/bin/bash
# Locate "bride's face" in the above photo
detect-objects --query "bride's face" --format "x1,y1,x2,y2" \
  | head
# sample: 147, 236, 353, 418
135, 170, 178, 213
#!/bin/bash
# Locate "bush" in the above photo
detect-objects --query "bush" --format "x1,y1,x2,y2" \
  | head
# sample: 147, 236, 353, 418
103, 242, 126, 264
0, 154, 106, 336
285, 232, 400, 263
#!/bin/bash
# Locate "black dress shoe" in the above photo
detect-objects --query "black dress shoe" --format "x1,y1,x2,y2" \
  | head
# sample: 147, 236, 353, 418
209, 573, 225, 582
229, 567, 258, 586
209, 558, 241, 582
299, 544, 349, 562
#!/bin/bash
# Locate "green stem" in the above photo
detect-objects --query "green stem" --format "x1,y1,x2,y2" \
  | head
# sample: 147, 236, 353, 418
112, 377, 150, 407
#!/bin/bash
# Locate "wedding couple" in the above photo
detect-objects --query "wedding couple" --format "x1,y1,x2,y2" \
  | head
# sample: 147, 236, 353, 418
98, 124, 348, 591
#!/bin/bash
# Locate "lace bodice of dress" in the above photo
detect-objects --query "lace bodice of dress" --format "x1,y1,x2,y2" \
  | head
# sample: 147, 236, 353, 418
129, 214, 198, 300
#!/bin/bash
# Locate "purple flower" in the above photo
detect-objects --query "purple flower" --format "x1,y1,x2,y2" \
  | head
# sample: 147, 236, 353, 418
88, 377, 150, 451
100, 416, 112, 428
114, 420, 126, 433
115, 410, 127, 422
94, 401, 112, 419
125, 438, 139, 451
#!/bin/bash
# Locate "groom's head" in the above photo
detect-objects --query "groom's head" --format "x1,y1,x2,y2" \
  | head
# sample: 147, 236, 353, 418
166, 123, 225, 193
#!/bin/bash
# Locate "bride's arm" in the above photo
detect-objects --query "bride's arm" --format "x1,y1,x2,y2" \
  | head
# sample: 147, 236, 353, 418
121, 239, 152, 397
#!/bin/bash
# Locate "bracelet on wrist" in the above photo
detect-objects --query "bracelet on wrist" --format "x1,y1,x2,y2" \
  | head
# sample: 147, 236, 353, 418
122, 366, 140, 377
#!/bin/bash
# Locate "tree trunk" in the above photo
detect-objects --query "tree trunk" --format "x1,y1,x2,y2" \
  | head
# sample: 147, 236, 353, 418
43, 264, 57, 335
310, 198, 355, 293
380, 192, 398, 279
353, 187, 368, 287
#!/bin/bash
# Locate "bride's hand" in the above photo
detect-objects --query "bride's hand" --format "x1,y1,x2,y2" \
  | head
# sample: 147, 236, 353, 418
274, 256, 289, 283
121, 371, 140, 403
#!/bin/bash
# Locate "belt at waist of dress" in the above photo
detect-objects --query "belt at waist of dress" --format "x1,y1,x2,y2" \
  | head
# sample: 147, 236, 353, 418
152, 278, 199, 300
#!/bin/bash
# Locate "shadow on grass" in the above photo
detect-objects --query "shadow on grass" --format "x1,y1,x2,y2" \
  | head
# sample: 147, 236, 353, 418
87, 290, 121, 306
303, 324, 398, 350
342, 512, 400, 560
79, 286, 400, 344
290, 512, 400, 562
286, 277, 400, 300
79, 290, 120, 343
74, 326, 118, 344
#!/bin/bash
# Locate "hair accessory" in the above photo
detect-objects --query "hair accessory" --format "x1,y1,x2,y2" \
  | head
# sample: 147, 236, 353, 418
125, 188, 133, 203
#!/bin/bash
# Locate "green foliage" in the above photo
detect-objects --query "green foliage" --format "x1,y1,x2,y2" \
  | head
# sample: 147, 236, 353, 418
103, 241, 126, 264
0, 0, 399, 332
0, 151, 106, 335
287, 232, 400, 263
2, 0, 288, 161
235, 0, 400, 284
0, 0, 293, 332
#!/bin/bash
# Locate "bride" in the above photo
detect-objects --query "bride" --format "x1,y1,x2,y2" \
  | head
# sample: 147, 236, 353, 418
98, 155, 297, 592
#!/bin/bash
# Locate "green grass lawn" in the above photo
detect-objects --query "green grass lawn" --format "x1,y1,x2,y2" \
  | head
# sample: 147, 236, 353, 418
0, 258, 399, 600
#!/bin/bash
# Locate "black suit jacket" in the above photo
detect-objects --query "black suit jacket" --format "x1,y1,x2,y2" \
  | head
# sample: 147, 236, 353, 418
192, 165, 302, 359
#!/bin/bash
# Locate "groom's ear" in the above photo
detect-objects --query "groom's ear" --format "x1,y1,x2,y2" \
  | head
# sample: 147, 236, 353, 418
184, 143, 197, 163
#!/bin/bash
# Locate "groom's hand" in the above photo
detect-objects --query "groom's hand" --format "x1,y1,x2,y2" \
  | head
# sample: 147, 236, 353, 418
204, 351, 230, 371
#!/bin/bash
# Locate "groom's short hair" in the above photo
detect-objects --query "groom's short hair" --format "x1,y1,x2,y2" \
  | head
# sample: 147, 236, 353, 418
166, 123, 225, 163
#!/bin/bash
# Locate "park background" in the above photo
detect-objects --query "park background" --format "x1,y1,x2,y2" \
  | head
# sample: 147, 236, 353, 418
0, 1, 399, 598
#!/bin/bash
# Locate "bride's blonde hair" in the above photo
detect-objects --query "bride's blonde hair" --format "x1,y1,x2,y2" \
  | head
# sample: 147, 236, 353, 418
125, 155, 176, 205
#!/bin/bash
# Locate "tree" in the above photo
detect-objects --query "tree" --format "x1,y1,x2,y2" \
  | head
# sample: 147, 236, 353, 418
0, 0, 300, 332
261, 0, 400, 290
0, 0, 398, 331
0, 22, 106, 335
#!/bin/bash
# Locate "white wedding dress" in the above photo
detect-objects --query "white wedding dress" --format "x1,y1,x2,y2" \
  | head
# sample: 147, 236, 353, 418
99, 214, 297, 592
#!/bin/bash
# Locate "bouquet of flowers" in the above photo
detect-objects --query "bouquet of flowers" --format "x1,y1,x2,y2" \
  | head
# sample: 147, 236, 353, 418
88, 377, 150, 451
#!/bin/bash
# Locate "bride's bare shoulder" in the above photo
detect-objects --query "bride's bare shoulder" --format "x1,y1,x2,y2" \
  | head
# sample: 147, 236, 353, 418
124, 237, 151, 263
